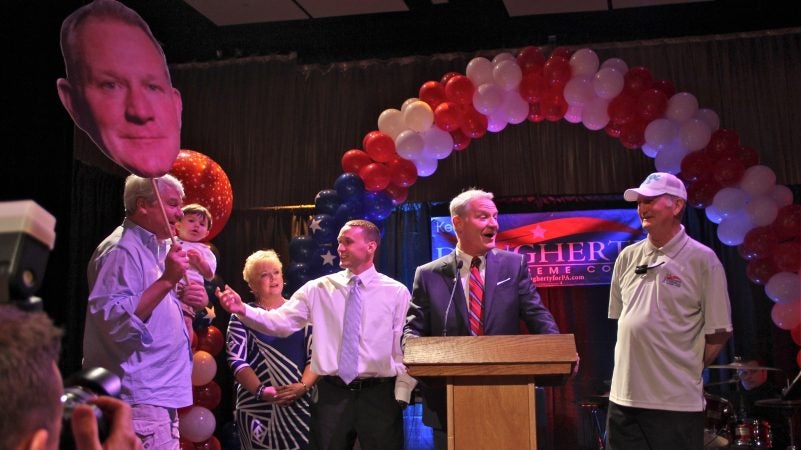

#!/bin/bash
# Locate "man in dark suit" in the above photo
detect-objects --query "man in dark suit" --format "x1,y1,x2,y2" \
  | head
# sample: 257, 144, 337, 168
404, 188, 560, 449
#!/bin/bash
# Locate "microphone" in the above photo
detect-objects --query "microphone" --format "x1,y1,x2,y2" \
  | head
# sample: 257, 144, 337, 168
634, 261, 664, 275
442, 259, 464, 337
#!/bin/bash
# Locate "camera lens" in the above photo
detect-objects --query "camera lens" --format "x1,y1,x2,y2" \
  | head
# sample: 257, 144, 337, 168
60, 367, 121, 449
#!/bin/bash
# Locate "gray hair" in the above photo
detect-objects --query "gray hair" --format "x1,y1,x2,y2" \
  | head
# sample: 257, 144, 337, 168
243, 249, 283, 285
123, 174, 184, 215
449, 189, 494, 217
59, 0, 171, 84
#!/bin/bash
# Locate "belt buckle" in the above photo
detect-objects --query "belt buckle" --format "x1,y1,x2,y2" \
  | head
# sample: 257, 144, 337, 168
348, 379, 364, 391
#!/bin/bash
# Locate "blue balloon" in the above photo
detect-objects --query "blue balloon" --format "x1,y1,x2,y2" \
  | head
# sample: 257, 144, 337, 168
309, 214, 337, 245
334, 172, 365, 200
334, 195, 366, 227
311, 244, 339, 271
288, 235, 318, 264
362, 191, 395, 222
314, 189, 341, 216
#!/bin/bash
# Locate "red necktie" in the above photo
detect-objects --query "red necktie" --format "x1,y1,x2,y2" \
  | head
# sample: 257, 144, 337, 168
469, 257, 485, 336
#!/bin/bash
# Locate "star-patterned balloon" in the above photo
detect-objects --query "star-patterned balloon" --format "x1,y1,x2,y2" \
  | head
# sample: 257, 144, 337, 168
170, 150, 233, 240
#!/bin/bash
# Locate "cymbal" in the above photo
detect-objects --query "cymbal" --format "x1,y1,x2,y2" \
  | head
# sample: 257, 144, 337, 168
707, 362, 782, 371
754, 398, 801, 410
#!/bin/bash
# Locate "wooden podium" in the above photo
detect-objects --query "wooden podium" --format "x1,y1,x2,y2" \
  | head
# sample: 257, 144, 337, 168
404, 334, 577, 450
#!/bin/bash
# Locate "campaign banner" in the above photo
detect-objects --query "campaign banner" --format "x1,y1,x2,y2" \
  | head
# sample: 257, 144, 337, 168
430, 209, 645, 287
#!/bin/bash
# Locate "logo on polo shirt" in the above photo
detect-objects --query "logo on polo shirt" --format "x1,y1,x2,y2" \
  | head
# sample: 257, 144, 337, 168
663, 273, 682, 287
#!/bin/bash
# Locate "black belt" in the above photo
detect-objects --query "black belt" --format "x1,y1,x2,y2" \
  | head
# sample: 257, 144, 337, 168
323, 376, 394, 391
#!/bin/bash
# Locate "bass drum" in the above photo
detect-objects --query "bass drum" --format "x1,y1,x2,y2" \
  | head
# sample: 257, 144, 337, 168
703, 392, 733, 448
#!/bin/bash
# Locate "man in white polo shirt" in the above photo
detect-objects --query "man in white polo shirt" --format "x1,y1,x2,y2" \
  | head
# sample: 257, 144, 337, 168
606, 172, 733, 450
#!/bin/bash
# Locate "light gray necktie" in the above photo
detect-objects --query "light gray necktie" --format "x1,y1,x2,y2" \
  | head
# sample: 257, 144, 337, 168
338, 275, 363, 384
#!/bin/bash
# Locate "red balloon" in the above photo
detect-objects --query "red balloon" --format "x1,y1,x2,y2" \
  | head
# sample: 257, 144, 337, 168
706, 129, 740, 159
774, 205, 801, 241
737, 146, 760, 168
170, 150, 234, 241
191, 329, 198, 351
541, 90, 568, 122
651, 79, 676, 98
549, 47, 574, 60
604, 122, 622, 139
363, 131, 397, 163
386, 157, 418, 188
680, 150, 714, 182
341, 149, 372, 174
543, 56, 571, 88
419, 81, 447, 109
358, 163, 391, 192
444, 75, 475, 105
433, 102, 464, 132
637, 88, 668, 122
193, 381, 222, 410
527, 101, 545, 123
791, 324, 801, 346
450, 129, 471, 151
619, 121, 647, 150
180, 438, 197, 450
516, 46, 546, 75
519, 72, 548, 103
712, 156, 746, 187
746, 257, 779, 285
440, 71, 461, 86
194, 437, 221, 450
739, 226, 779, 261
608, 94, 638, 125
771, 240, 801, 273
459, 105, 488, 139
623, 66, 653, 96
686, 175, 722, 209
384, 184, 409, 206
196, 325, 224, 356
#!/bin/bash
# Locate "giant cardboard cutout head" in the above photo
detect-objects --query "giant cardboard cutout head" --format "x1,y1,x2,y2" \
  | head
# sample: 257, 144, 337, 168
57, 0, 181, 178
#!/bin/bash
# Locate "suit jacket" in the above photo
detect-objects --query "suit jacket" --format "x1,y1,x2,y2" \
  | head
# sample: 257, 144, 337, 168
404, 248, 559, 428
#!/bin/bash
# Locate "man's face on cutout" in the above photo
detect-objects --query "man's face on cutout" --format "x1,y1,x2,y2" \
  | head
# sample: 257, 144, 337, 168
58, 18, 182, 178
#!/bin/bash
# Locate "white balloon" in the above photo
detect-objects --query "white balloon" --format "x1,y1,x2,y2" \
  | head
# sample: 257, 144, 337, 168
746, 195, 779, 226
403, 101, 434, 132
694, 108, 720, 131
421, 127, 454, 159
601, 57, 628, 74
665, 92, 699, 123
593, 67, 625, 100
717, 212, 755, 246
654, 142, 689, 174
564, 105, 583, 124
770, 184, 794, 207
492, 52, 515, 64
501, 89, 529, 125
492, 60, 523, 90
678, 118, 712, 151
740, 165, 777, 197
486, 112, 508, 133
563, 75, 595, 107
473, 83, 504, 114
712, 187, 750, 217
394, 130, 425, 160
640, 143, 660, 159
705, 205, 725, 224
401, 97, 420, 112
644, 118, 678, 149
765, 272, 801, 304
582, 97, 610, 131
413, 158, 438, 177
466, 57, 494, 86
179, 406, 216, 443
569, 48, 600, 76
377, 109, 405, 140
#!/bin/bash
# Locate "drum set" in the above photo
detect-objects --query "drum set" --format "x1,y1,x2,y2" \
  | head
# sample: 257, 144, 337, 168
703, 360, 786, 449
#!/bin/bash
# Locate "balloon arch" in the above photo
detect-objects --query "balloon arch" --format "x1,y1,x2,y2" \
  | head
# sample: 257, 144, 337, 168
285, 45, 800, 350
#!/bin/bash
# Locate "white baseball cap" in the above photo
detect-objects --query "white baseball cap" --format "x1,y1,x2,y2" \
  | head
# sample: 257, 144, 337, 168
624, 172, 688, 201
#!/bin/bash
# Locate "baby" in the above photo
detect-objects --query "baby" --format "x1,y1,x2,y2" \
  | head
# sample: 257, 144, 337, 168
175, 203, 217, 333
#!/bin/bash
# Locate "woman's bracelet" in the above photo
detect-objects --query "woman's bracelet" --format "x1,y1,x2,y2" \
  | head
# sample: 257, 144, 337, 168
256, 383, 266, 399
299, 380, 309, 393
